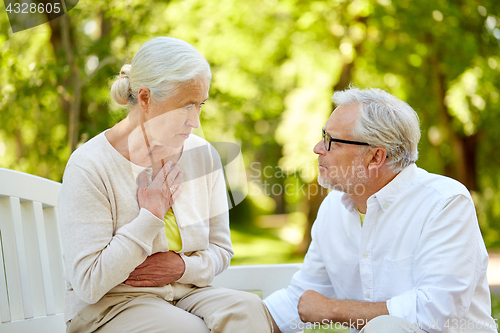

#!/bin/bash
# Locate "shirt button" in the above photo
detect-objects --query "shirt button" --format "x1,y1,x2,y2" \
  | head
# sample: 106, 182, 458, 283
383, 204, 388, 209
363, 253, 368, 258
366, 293, 370, 298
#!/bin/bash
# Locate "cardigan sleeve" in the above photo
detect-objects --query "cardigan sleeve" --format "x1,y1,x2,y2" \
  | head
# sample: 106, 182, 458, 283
59, 163, 165, 304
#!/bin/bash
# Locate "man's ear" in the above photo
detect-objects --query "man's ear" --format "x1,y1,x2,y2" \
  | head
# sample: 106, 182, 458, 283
367, 147, 387, 171
137, 87, 151, 113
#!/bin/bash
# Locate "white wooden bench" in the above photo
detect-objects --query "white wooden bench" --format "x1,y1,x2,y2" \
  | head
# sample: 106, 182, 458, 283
0, 167, 300, 332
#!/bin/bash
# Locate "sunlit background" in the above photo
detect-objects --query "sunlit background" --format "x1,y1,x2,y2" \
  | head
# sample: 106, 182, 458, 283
1, 0, 500, 270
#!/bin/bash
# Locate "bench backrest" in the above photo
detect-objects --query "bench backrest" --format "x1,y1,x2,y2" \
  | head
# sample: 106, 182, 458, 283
211, 263, 301, 298
0, 168, 66, 332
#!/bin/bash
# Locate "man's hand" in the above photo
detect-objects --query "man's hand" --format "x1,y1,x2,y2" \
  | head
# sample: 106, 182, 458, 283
298, 290, 389, 330
298, 290, 335, 324
124, 251, 185, 287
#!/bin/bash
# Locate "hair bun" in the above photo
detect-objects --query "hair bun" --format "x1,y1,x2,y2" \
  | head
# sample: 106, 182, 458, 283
120, 64, 131, 77
111, 64, 132, 105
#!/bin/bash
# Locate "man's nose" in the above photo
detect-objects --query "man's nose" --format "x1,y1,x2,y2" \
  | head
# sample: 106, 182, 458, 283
313, 140, 325, 155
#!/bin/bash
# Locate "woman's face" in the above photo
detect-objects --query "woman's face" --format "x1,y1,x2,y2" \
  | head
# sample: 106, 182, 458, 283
143, 78, 209, 150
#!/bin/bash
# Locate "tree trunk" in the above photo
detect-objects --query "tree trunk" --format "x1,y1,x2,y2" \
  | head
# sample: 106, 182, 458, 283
453, 133, 479, 191
43, 4, 81, 152
44, 5, 115, 152
295, 41, 362, 254
432, 56, 478, 191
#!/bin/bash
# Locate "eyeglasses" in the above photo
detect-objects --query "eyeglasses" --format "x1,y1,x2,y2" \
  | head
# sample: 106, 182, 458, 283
322, 127, 370, 151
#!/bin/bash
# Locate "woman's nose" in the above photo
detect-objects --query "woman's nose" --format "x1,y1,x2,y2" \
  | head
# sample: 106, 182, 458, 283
187, 107, 201, 128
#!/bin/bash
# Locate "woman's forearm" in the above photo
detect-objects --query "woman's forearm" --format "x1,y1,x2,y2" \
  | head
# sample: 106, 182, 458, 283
60, 164, 165, 303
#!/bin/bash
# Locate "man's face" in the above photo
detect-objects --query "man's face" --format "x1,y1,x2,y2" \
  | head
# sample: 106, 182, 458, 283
313, 103, 369, 195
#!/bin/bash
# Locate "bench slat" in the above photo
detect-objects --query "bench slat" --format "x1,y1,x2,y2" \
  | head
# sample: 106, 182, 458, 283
33, 201, 56, 316
11, 197, 34, 320
0, 313, 66, 333
0, 197, 26, 321
0, 217, 11, 323
43, 207, 65, 313
20, 201, 50, 318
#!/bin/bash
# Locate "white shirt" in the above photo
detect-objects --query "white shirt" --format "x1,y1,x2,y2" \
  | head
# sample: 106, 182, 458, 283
264, 164, 496, 333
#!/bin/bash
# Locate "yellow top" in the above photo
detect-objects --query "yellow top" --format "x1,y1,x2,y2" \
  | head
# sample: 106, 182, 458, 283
164, 208, 182, 252
356, 207, 366, 227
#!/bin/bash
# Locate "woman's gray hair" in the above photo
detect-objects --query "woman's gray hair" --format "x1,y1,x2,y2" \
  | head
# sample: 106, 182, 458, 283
332, 87, 421, 172
111, 37, 211, 106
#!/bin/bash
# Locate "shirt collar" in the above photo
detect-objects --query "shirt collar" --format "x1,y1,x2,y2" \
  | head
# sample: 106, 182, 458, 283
340, 163, 418, 212
341, 192, 357, 214
370, 163, 418, 211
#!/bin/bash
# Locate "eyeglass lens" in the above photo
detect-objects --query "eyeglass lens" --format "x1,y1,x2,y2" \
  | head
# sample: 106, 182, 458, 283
322, 129, 330, 151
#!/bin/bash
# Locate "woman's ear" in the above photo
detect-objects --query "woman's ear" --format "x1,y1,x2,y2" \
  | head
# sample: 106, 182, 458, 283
137, 87, 151, 113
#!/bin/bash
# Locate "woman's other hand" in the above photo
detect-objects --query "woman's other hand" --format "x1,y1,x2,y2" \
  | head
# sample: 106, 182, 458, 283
124, 251, 186, 287
137, 161, 183, 219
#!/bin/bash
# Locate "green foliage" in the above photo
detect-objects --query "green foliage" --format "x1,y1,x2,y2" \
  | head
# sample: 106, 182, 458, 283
2, 3, 500, 328
492, 294, 500, 330
1, 0, 500, 243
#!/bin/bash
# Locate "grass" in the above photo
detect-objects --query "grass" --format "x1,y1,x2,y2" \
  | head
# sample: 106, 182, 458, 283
230, 225, 500, 332
492, 294, 500, 332
230, 228, 303, 266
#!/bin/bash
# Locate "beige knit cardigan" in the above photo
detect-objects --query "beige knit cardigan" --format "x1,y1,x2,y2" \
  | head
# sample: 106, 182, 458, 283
58, 132, 233, 322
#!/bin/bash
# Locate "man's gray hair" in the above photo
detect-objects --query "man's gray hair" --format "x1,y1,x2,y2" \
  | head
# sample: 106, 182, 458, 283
332, 87, 421, 172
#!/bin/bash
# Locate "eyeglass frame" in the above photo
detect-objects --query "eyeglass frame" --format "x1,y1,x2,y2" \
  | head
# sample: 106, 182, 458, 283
322, 127, 389, 158
322, 127, 370, 151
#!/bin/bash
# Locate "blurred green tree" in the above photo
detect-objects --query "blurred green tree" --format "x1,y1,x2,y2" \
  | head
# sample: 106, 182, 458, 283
1, 0, 500, 250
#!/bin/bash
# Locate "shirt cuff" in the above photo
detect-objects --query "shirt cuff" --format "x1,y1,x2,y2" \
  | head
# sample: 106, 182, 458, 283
264, 289, 303, 333
386, 289, 417, 322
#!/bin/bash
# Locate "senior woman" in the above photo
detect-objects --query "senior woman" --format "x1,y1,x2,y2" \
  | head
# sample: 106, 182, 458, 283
58, 37, 273, 333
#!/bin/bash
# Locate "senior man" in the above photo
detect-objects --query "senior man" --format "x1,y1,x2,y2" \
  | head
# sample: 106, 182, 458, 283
264, 87, 496, 333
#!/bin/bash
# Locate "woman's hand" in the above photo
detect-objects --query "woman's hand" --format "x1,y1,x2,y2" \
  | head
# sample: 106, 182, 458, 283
137, 161, 183, 219
124, 251, 186, 287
